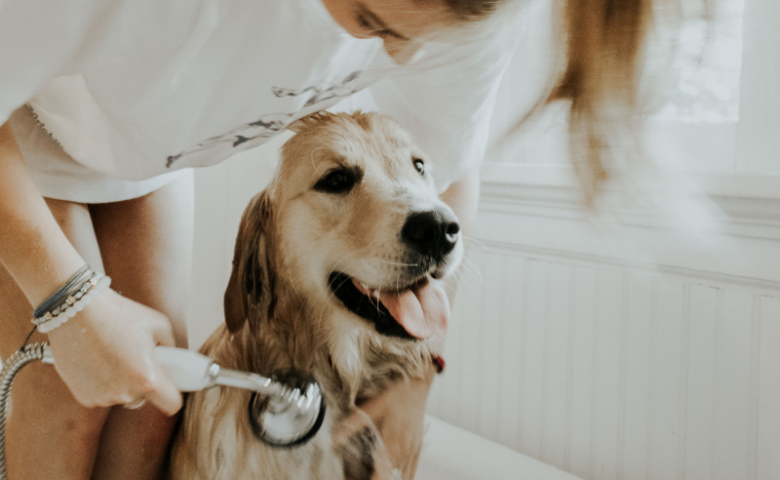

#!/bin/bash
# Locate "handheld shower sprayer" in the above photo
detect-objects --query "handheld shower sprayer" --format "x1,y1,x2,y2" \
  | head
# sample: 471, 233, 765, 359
0, 343, 325, 480
152, 346, 326, 447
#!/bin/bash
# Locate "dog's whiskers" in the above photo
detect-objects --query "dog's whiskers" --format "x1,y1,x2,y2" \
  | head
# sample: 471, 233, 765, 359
372, 258, 417, 267
462, 256, 483, 280
461, 234, 493, 256
449, 256, 483, 292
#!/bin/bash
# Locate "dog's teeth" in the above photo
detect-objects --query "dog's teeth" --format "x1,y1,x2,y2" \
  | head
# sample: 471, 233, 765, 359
373, 290, 381, 299
360, 282, 370, 291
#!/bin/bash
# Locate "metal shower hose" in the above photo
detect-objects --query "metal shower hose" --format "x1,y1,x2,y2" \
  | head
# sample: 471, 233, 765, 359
0, 342, 48, 480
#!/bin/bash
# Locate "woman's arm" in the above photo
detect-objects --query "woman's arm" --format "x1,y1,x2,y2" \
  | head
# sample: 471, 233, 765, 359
0, 122, 86, 302
441, 171, 480, 235
440, 171, 480, 302
0, 121, 181, 414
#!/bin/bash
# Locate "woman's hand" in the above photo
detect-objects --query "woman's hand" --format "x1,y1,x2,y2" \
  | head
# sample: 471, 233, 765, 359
46, 289, 182, 415
333, 367, 435, 480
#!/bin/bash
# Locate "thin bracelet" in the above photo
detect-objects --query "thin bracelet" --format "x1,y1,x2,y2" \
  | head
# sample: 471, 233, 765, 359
32, 272, 103, 326
36, 275, 112, 333
32, 271, 102, 328
32, 265, 93, 320
33, 272, 107, 330
33, 272, 112, 334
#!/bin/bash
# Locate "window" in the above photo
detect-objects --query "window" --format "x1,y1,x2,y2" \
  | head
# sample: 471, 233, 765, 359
654, 0, 744, 123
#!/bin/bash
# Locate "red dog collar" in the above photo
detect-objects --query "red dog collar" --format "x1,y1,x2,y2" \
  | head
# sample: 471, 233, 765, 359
431, 355, 446, 374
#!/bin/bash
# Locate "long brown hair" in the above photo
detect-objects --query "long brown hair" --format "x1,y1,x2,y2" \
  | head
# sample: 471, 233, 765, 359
441, 0, 655, 201
551, 0, 652, 201
441, 0, 503, 20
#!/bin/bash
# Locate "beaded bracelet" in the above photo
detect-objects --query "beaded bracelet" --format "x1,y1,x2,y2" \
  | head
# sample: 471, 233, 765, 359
33, 271, 102, 327
32, 265, 94, 320
33, 273, 112, 334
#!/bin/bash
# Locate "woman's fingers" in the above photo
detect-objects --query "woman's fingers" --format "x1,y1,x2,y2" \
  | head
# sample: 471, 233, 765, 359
149, 314, 177, 348
142, 363, 182, 416
128, 307, 182, 415
143, 311, 183, 414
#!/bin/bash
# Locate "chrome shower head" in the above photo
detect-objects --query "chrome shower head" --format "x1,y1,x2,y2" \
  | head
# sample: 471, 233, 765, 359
154, 347, 327, 447
247, 372, 326, 447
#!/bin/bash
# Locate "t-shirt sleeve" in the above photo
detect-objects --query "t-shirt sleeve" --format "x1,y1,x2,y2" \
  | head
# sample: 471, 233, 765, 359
0, 0, 199, 126
368, 31, 519, 193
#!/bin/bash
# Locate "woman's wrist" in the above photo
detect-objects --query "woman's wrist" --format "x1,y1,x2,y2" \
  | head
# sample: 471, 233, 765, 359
33, 268, 113, 334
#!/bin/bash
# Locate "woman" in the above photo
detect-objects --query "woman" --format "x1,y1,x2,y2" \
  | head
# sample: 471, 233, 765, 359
0, 0, 649, 478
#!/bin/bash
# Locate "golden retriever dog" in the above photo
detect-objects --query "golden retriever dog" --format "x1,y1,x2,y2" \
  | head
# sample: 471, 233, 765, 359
169, 111, 463, 480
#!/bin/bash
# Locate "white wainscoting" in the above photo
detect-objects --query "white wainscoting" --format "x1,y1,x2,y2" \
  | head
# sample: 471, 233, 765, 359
426, 164, 780, 480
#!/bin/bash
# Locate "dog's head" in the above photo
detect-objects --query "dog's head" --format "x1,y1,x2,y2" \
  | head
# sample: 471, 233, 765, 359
224, 111, 462, 378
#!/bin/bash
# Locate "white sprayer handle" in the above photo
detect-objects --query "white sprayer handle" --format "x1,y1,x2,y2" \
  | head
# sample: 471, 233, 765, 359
42, 345, 216, 392
154, 346, 216, 392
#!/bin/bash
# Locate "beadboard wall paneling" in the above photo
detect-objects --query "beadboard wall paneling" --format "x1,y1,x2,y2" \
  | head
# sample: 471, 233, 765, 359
428, 247, 780, 480
757, 297, 780, 479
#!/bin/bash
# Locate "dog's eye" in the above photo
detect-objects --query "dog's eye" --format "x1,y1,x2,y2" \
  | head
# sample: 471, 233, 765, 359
413, 158, 425, 175
314, 168, 357, 194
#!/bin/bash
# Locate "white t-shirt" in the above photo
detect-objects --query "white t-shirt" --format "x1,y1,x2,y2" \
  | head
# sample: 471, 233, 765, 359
0, 0, 519, 193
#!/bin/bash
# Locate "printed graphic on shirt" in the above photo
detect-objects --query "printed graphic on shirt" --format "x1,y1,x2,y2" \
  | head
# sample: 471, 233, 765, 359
271, 71, 361, 107
165, 71, 362, 168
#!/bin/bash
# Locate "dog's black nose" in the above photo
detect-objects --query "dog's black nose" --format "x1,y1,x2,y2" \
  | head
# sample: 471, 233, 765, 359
402, 210, 460, 259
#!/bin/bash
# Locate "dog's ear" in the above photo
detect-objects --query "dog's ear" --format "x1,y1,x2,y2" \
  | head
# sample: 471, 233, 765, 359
224, 190, 273, 333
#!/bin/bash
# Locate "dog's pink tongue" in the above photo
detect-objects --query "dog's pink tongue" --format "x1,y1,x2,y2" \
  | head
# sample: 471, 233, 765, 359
380, 281, 449, 339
